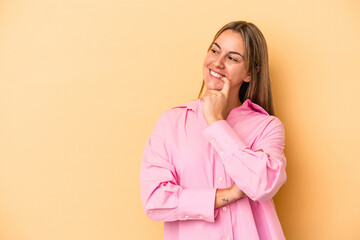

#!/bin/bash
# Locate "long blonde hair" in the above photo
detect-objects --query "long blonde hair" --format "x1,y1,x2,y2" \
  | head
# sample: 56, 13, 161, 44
198, 21, 275, 115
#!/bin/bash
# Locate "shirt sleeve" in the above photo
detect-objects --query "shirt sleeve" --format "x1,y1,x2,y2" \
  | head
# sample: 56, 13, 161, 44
202, 118, 287, 202
140, 112, 218, 222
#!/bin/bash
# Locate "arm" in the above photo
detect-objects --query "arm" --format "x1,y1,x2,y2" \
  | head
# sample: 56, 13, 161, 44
215, 184, 245, 209
203, 119, 287, 202
140, 112, 218, 222
202, 77, 286, 202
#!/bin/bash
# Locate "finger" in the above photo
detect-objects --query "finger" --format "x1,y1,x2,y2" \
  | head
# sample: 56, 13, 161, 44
220, 77, 230, 96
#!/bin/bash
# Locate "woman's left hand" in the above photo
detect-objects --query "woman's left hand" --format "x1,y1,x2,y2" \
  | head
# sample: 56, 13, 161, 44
202, 77, 230, 125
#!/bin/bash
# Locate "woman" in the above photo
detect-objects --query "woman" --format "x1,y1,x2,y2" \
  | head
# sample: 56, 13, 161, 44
140, 21, 287, 240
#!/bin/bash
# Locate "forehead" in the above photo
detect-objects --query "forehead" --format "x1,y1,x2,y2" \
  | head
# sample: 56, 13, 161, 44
214, 29, 244, 53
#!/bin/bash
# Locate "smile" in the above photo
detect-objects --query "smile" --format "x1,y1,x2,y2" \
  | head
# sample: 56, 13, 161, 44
210, 70, 224, 79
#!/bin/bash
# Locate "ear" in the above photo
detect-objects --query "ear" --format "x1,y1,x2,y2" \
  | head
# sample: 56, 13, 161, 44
243, 74, 251, 83
244, 66, 259, 83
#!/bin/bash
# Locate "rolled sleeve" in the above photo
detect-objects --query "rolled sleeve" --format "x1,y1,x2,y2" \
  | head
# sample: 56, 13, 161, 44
141, 111, 221, 222
202, 119, 287, 202
203, 120, 249, 157
178, 188, 218, 222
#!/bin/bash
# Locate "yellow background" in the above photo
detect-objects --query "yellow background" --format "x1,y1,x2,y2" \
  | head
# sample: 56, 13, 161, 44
1, 0, 359, 239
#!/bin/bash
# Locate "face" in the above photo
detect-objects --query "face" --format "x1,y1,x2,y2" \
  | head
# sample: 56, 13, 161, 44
202, 30, 250, 93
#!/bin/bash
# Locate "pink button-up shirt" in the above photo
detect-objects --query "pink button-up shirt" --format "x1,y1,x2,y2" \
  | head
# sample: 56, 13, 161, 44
140, 99, 287, 240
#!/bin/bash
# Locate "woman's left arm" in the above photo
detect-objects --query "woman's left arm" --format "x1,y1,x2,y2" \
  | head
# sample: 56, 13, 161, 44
202, 78, 286, 202
203, 118, 287, 202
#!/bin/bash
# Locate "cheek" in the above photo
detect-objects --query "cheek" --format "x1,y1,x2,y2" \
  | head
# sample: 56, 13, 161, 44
230, 66, 247, 80
203, 52, 214, 66
202, 60, 207, 71
202, 64, 207, 77
202, 57, 211, 75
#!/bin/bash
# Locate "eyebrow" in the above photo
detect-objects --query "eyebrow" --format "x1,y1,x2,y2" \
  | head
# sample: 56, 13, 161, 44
213, 42, 244, 59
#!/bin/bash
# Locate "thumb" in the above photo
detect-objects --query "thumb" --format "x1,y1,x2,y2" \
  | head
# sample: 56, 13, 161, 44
220, 77, 230, 96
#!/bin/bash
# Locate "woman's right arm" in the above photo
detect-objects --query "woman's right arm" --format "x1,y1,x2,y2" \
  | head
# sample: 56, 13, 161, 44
215, 184, 245, 209
140, 112, 219, 222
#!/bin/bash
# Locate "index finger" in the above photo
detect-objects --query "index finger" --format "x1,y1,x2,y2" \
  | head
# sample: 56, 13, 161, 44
220, 77, 230, 96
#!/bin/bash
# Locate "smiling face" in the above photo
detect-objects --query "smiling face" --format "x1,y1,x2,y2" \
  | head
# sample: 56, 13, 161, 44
202, 29, 250, 93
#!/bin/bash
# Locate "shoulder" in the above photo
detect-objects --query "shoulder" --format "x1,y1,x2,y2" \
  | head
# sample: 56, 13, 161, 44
151, 99, 201, 138
240, 99, 284, 131
237, 100, 285, 147
243, 99, 281, 119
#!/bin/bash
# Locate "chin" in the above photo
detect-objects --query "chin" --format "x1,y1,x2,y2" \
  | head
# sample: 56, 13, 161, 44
205, 82, 223, 91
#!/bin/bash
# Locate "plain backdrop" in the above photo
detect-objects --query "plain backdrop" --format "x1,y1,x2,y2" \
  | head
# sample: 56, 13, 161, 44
1, 0, 360, 239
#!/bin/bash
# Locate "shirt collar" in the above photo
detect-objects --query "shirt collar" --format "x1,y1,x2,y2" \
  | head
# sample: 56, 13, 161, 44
240, 99, 269, 115
172, 99, 200, 111
172, 98, 269, 115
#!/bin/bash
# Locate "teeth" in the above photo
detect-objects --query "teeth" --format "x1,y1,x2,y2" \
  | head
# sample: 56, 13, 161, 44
210, 70, 223, 78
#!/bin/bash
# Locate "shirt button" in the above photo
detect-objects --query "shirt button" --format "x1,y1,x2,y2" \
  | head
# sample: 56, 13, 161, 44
219, 151, 224, 156
199, 216, 203, 219
210, 139, 215, 143
226, 237, 231, 240
218, 177, 223, 181
185, 216, 189, 219
223, 207, 227, 211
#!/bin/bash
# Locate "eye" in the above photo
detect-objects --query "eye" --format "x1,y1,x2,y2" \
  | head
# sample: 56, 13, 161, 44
211, 49, 219, 54
228, 56, 238, 62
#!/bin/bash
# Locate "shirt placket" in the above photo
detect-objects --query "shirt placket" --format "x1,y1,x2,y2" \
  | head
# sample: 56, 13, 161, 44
213, 148, 234, 240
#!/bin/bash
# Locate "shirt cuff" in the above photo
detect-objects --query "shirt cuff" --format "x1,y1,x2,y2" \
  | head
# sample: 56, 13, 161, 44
178, 188, 217, 222
203, 120, 248, 158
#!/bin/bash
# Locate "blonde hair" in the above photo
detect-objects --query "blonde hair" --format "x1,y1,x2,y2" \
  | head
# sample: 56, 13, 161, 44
198, 21, 275, 115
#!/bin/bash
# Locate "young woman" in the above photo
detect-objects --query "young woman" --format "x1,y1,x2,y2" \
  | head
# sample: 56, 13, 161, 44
141, 21, 287, 240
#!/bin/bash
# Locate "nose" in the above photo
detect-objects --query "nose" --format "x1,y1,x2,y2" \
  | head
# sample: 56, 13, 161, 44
214, 55, 225, 68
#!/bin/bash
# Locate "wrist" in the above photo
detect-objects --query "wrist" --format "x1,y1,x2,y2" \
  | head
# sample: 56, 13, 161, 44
229, 184, 243, 200
206, 116, 224, 125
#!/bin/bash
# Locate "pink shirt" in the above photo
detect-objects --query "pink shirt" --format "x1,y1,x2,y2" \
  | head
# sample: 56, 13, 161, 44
140, 99, 287, 240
